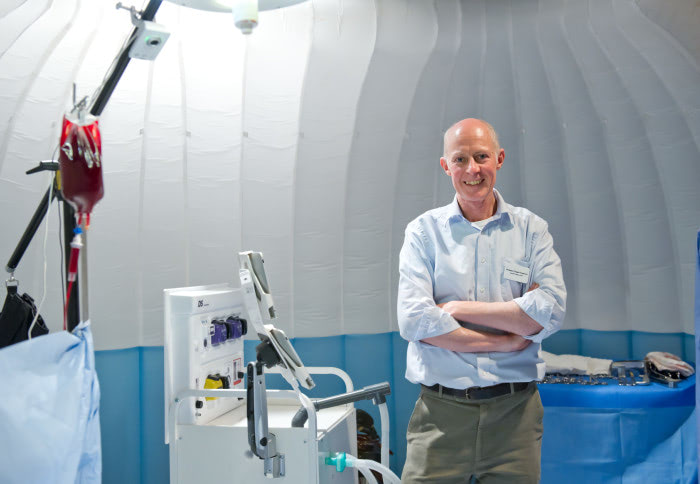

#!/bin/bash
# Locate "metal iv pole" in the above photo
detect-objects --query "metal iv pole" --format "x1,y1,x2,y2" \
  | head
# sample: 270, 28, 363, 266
4, 0, 164, 332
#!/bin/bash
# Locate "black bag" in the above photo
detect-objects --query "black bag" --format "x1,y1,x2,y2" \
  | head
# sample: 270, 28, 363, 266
0, 283, 49, 349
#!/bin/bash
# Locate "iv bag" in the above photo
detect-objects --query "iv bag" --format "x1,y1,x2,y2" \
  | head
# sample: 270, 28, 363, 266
58, 114, 104, 219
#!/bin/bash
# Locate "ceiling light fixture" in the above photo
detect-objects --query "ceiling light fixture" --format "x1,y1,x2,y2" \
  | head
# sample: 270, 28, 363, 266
166, 0, 307, 34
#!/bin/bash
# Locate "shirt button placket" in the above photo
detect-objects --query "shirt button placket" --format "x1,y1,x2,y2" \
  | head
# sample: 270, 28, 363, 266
475, 236, 488, 301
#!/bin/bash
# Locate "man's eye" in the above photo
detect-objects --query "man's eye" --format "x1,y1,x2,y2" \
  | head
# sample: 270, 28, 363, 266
477, 153, 488, 161
455, 157, 464, 163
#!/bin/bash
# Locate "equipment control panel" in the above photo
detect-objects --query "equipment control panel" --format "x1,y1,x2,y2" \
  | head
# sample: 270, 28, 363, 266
164, 284, 247, 442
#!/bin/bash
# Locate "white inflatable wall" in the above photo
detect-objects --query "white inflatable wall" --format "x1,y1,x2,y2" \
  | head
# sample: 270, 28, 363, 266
1, 0, 699, 351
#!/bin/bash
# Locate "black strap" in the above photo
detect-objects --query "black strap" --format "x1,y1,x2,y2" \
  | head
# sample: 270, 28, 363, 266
0, 287, 48, 349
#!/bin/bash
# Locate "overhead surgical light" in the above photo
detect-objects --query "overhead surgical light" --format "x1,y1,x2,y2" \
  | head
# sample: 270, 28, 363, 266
165, 0, 308, 34
232, 0, 258, 35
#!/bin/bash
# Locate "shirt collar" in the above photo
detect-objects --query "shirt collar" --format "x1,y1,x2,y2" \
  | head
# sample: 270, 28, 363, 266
442, 189, 512, 227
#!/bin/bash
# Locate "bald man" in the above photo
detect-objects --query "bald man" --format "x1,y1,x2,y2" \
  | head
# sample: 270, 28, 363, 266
397, 119, 566, 483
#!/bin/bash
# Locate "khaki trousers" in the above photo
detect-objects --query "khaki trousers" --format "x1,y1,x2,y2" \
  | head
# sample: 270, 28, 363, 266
402, 382, 543, 484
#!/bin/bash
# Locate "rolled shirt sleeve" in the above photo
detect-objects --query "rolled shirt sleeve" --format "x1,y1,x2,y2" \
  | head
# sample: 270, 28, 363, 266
397, 223, 461, 342
513, 225, 567, 344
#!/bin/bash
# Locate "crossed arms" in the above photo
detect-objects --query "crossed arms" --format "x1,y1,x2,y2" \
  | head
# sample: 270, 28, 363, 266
397, 220, 566, 354
422, 284, 542, 353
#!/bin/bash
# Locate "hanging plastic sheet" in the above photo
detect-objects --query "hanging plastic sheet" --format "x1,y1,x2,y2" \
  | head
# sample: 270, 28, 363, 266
539, 375, 697, 483
541, 405, 696, 483
0, 321, 101, 484
695, 229, 700, 476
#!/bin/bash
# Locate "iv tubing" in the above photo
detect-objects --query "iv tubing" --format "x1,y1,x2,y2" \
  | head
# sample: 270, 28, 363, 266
78, 224, 89, 321
64, 228, 83, 330
28, 172, 54, 339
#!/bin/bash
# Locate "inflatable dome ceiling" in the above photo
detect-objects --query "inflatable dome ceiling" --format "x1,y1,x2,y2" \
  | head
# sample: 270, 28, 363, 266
0, 0, 698, 353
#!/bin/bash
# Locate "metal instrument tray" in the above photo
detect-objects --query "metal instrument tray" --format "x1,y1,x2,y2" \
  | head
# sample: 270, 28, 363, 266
610, 360, 650, 386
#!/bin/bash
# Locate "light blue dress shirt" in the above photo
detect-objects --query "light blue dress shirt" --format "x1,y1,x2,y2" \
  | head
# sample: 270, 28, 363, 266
397, 189, 566, 388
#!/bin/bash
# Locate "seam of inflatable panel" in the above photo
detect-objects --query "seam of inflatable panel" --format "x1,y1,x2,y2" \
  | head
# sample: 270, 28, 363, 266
613, 0, 686, 329
288, 0, 315, 338
238, 27, 249, 256
578, 0, 634, 335
507, 0, 527, 209
534, 0, 580, 337
176, 8, 191, 287
434, 0, 462, 209
615, 0, 700, 336
632, 0, 700, 73
387, 1, 439, 334
0, 0, 77, 175
476, 0, 486, 117
0, 0, 51, 58
136, 62, 155, 347
341, 0, 377, 336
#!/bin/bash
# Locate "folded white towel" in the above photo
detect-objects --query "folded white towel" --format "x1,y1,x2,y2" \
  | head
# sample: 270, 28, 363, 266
542, 350, 612, 376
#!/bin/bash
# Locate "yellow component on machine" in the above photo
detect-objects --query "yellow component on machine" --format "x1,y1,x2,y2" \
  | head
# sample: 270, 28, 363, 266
203, 375, 223, 401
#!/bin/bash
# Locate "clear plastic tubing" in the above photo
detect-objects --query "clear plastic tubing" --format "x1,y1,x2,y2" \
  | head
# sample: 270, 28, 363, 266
379, 401, 390, 467
352, 461, 378, 484
352, 458, 401, 484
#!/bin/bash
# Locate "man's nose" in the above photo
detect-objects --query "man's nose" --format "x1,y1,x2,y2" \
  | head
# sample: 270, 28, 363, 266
465, 157, 479, 173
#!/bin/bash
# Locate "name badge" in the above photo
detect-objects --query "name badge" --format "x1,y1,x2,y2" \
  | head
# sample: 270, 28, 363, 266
504, 260, 530, 284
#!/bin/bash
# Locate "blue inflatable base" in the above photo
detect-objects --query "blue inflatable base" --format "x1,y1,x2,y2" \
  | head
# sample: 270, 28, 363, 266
95, 328, 695, 484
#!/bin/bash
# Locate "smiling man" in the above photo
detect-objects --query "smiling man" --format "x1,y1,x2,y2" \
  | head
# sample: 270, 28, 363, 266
398, 118, 567, 483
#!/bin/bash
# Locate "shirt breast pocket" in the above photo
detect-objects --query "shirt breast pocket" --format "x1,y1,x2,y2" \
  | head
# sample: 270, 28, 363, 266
501, 257, 531, 300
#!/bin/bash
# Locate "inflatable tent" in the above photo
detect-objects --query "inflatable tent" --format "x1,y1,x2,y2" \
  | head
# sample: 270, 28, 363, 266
1, 0, 698, 482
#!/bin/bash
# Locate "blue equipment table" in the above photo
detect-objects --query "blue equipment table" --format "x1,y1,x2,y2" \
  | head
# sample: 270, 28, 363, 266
538, 375, 696, 484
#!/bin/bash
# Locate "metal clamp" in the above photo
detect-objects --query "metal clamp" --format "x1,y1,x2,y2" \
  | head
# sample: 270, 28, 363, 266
610, 361, 650, 386
115, 2, 143, 25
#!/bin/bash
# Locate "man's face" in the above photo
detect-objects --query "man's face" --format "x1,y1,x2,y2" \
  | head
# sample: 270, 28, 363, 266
440, 122, 504, 209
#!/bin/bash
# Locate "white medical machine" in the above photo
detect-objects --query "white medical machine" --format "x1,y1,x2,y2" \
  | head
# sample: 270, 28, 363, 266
164, 252, 399, 484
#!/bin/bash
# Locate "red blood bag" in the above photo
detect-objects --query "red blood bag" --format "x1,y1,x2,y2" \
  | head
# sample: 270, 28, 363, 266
58, 113, 104, 225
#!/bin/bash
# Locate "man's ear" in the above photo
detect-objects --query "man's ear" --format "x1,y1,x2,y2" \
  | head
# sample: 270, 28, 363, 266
496, 149, 505, 170
440, 157, 451, 176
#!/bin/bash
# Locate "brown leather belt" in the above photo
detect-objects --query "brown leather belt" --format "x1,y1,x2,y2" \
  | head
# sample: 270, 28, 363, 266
422, 381, 531, 400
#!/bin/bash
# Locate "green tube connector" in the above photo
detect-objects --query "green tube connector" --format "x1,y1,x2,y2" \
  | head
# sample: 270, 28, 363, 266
325, 452, 347, 472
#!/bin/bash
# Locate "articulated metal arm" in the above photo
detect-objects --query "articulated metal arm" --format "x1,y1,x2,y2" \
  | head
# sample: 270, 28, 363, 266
247, 361, 285, 478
